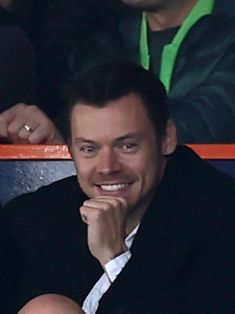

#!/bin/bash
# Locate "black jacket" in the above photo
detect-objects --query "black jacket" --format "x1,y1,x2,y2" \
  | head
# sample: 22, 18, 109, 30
0, 146, 235, 313
0, 8, 36, 113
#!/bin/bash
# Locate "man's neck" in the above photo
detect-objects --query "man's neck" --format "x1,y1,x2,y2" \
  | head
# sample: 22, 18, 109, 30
146, 0, 198, 31
125, 193, 157, 236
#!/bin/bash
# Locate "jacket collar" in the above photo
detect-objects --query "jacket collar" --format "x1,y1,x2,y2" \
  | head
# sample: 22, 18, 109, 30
117, 0, 235, 63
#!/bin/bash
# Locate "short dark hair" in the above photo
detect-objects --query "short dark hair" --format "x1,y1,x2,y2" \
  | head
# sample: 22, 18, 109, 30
66, 61, 170, 139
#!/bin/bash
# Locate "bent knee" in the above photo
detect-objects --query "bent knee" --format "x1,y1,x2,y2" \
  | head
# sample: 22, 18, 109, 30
18, 294, 83, 314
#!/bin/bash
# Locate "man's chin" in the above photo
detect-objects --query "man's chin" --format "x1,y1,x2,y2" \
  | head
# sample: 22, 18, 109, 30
121, 0, 162, 12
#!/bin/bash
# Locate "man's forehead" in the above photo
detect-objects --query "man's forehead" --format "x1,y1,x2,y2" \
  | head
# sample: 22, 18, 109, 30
70, 95, 156, 143
71, 93, 147, 115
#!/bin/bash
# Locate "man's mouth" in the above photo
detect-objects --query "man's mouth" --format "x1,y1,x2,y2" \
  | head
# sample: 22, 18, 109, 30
99, 183, 128, 192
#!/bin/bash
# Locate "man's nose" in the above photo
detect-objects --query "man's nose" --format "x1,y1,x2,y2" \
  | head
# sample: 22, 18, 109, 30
97, 148, 122, 175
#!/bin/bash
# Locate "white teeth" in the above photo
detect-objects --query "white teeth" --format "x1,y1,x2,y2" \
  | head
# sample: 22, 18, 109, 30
100, 184, 127, 191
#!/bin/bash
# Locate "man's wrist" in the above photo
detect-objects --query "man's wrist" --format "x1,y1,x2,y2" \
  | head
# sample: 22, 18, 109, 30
99, 243, 128, 266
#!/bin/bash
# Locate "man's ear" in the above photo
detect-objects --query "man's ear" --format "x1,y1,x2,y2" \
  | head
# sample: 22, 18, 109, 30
161, 119, 177, 156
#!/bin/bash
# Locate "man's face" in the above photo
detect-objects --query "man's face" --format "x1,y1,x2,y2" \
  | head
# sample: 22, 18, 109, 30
70, 93, 176, 216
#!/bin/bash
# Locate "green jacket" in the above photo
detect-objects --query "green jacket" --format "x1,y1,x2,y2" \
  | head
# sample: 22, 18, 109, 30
71, 0, 235, 143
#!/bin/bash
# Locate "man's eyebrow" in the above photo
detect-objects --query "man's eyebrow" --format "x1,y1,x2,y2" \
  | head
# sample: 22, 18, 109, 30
114, 132, 142, 142
74, 138, 96, 144
74, 133, 142, 145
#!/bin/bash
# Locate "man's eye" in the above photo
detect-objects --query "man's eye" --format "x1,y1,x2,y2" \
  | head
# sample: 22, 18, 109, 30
80, 146, 97, 155
121, 143, 138, 152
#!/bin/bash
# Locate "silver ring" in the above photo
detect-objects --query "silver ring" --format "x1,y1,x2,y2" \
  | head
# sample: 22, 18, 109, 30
23, 124, 33, 133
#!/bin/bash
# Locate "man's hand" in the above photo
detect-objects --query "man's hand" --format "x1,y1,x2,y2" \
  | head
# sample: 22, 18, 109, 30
0, 103, 65, 144
80, 196, 129, 266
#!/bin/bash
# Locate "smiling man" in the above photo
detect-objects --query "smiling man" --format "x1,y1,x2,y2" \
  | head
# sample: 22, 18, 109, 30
1, 62, 235, 314
71, 92, 174, 242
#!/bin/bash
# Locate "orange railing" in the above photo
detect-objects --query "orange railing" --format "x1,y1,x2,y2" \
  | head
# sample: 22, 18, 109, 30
1, 144, 235, 160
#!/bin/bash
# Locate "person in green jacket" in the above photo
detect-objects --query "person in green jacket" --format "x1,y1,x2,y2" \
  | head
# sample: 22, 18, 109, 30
71, 0, 235, 143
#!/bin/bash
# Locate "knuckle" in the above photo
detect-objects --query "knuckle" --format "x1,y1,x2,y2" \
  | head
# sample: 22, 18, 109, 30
117, 197, 127, 208
28, 135, 39, 144
122, 198, 128, 208
26, 105, 39, 115
18, 130, 28, 139
79, 206, 86, 215
102, 203, 111, 212
83, 200, 91, 207
7, 124, 17, 134
44, 120, 53, 130
81, 202, 89, 210
0, 117, 6, 126
39, 116, 52, 131
15, 103, 27, 110
111, 199, 120, 208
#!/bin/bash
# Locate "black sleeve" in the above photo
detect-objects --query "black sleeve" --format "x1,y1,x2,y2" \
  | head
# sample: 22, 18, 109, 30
169, 41, 235, 143
0, 10, 36, 112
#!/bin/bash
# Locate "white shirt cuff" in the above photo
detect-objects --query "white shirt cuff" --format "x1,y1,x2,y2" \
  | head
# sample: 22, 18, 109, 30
104, 250, 132, 283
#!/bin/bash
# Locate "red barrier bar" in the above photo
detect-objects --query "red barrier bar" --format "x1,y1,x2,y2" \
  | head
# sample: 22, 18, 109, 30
188, 144, 235, 159
0, 144, 235, 160
0, 144, 71, 160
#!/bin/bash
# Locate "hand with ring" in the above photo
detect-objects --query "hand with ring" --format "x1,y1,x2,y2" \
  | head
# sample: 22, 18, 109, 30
0, 103, 65, 144
23, 124, 33, 133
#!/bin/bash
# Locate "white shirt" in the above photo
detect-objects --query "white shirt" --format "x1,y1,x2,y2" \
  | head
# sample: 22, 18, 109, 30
82, 225, 140, 314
